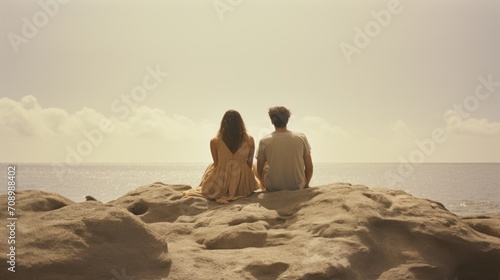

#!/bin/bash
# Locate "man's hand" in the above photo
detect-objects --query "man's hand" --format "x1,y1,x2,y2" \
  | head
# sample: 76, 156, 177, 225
304, 154, 313, 188
254, 160, 266, 192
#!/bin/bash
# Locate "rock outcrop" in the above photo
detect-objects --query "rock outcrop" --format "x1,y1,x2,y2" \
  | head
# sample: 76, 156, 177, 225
0, 190, 171, 280
1, 183, 499, 280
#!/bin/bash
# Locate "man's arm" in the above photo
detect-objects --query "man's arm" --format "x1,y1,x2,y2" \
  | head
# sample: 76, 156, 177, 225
303, 154, 313, 188
256, 158, 265, 182
255, 159, 266, 191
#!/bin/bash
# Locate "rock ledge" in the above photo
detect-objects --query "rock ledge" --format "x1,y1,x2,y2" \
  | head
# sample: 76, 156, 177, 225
1, 183, 499, 280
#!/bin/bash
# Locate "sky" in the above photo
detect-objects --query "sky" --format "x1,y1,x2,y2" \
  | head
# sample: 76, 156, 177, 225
1, 0, 499, 163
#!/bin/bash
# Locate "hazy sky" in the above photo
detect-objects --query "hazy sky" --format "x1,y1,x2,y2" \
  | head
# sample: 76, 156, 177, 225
1, 0, 499, 163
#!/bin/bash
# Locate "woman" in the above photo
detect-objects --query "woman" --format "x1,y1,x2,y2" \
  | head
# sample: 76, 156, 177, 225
184, 110, 258, 203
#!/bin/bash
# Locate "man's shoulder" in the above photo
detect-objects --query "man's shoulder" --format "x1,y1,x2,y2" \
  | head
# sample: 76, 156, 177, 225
259, 131, 309, 143
290, 131, 308, 139
290, 131, 311, 150
259, 133, 273, 143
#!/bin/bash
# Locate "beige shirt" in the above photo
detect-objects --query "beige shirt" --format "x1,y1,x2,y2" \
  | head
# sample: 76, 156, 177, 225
256, 131, 311, 191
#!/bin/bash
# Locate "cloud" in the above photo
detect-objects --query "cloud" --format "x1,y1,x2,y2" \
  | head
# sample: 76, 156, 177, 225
20, 95, 40, 110
0, 97, 38, 136
390, 120, 412, 135
445, 110, 500, 136
1, 96, 498, 163
295, 116, 382, 162
0, 96, 217, 162
0, 96, 215, 139
0, 96, 117, 140
458, 119, 500, 136
121, 107, 207, 140
300, 116, 351, 138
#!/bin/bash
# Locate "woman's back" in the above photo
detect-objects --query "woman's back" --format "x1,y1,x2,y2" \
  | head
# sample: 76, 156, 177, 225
182, 110, 257, 203
216, 138, 250, 165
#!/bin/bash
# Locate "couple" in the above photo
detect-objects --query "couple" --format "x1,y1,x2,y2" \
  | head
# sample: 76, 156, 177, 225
184, 106, 313, 204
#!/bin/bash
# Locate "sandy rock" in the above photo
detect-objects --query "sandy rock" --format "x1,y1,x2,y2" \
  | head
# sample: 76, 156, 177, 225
462, 213, 500, 239
164, 183, 500, 279
1, 182, 500, 280
0, 192, 170, 280
14, 190, 74, 215
242, 261, 290, 280
108, 182, 208, 223
197, 221, 268, 249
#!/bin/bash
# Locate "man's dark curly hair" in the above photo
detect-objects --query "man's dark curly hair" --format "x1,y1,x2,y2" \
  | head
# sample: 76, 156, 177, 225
268, 106, 291, 128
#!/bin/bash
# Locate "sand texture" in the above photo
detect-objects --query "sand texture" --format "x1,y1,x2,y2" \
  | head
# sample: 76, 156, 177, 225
1, 183, 499, 280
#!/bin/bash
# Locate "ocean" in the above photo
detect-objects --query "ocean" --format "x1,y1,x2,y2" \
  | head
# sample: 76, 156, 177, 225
0, 163, 498, 216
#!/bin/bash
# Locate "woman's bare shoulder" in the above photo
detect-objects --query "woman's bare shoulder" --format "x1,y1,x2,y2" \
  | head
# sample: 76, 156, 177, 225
210, 137, 219, 146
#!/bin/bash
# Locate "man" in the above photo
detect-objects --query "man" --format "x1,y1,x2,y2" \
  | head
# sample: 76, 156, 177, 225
256, 106, 313, 191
